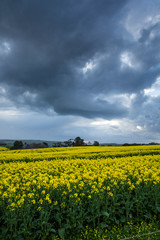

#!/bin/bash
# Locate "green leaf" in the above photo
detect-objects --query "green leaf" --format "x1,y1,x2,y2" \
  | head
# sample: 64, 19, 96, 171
120, 216, 126, 223
100, 222, 107, 228
58, 228, 65, 238
157, 207, 160, 212
144, 213, 152, 219
2, 227, 8, 235
115, 219, 120, 224
102, 211, 110, 217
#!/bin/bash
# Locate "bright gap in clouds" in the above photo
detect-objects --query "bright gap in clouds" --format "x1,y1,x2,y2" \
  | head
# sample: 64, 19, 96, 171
144, 76, 160, 97
136, 125, 143, 130
0, 41, 11, 55
120, 51, 141, 70
0, 86, 6, 94
124, 0, 160, 41
120, 52, 134, 68
82, 60, 96, 74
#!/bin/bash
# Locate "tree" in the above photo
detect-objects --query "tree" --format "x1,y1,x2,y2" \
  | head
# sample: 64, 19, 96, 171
74, 136, 84, 146
43, 142, 49, 147
123, 143, 130, 146
64, 139, 73, 147
52, 142, 64, 147
149, 142, 159, 145
12, 140, 23, 149
93, 141, 99, 146
25, 143, 48, 149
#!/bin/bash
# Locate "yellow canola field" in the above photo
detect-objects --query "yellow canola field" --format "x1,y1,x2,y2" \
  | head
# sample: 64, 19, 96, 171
0, 145, 160, 210
1, 145, 160, 238
0, 145, 160, 163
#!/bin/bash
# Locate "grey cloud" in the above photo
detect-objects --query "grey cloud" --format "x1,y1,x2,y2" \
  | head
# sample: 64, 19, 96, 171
140, 97, 160, 133
0, 0, 160, 120
53, 93, 127, 119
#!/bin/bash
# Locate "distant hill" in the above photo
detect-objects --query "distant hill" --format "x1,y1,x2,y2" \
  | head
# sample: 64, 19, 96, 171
0, 139, 58, 148
100, 143, 122, 146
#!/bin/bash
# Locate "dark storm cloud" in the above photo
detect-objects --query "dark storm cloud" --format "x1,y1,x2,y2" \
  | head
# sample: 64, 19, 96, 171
0, 0, 160, 119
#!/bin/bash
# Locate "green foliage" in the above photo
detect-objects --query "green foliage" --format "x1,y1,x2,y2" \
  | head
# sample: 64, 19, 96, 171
73, 136, 84, 146
12, 141, 23, 150
93, 141, 99, 146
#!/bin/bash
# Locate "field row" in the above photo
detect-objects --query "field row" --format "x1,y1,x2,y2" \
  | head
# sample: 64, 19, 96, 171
1, 145, 160, 163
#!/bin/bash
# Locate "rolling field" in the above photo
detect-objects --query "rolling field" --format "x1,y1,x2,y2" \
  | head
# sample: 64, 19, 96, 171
1, 145, 160, 239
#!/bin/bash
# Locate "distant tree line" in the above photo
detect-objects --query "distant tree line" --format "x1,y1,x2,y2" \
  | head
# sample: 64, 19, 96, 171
53, 137, 99, 147
10, 141, 49, 150
122, 142, 159, 146
10, 137, 100, 150
8, 139, 160, 150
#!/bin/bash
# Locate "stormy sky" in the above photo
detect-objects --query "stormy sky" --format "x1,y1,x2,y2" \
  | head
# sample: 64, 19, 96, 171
0, 0, 160, 143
